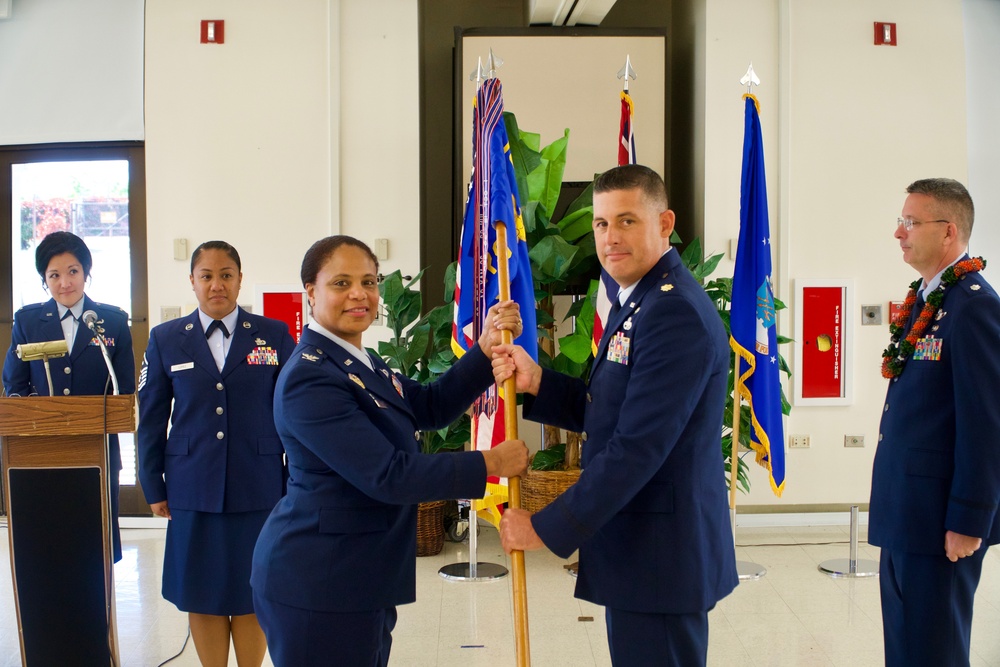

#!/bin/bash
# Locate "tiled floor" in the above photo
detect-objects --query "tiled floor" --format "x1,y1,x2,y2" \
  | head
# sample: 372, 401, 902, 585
1, 523, 999, 666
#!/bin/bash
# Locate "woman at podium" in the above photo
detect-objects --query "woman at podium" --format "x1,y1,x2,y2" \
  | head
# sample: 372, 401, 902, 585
2, 230, 135, 562
137, 240, 296, 667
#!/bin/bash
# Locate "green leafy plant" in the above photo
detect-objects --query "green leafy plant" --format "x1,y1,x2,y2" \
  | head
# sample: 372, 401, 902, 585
375, 267, 469, 454
504, 112, 599, 469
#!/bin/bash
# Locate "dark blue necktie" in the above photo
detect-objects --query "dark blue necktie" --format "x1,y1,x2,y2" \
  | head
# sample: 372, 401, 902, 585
907, 292, 925, 331
205, 320, 230, 339
609, 295, 622, 320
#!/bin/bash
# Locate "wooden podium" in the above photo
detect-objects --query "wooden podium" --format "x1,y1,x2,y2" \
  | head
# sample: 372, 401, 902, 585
0, 395, 136, 666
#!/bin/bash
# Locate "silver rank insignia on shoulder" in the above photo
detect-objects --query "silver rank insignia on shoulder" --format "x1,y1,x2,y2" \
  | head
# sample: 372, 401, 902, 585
660, 284, 674, 292
301, 352, 319, 362
935, 310, 947, 321
623, 317, 633, 331
972, 284, 981, 291
185, 323, 194, 331
348, 373, 365, 389
243, 321, 251, 329
255, 338, 266, 345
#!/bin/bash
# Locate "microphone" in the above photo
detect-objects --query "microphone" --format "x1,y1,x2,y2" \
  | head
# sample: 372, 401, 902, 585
15, 339, 69, 397
16, 339, 68, 362
82, 310, 120, 396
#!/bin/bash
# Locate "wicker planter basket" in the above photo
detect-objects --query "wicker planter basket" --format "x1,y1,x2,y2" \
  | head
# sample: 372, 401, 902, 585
416, 500, 447, 556
521, 467, 581, 513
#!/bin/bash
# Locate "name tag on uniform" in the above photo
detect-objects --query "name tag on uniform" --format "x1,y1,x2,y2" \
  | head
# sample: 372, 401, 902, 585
247, 346, 279, 365
607, 332, 631, 365
171, 362, 195, 372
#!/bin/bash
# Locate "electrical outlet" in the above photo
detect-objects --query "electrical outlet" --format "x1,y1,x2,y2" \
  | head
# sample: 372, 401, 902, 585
161, 306, 181, 322
844, 435, 865, 447
789, 434, 810, 449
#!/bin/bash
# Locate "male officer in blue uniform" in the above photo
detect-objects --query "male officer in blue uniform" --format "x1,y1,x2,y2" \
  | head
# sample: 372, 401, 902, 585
494, 164, 738, 666
870, 178, 1000, 666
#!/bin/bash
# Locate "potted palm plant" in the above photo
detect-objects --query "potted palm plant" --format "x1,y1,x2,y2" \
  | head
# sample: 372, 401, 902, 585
376, 268, 468, 555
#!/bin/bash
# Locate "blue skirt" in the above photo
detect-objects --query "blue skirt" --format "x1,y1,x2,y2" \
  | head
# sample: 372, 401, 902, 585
163, 508, 271, 616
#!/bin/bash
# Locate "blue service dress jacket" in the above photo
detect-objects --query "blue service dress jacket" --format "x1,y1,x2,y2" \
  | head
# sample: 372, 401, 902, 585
524, 250, 739, 614
137, 308, 296, 513
869, 263, 1000, 553
251, 327, 493, 613
2, 295, 135, 471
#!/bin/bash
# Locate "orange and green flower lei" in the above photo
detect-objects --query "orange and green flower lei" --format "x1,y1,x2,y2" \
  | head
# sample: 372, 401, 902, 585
881, 256, 986, 378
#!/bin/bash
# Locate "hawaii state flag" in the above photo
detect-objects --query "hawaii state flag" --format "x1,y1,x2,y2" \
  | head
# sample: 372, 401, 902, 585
729, 93, 785, 496
592, 90, 637, 353
452, 77, 537, 526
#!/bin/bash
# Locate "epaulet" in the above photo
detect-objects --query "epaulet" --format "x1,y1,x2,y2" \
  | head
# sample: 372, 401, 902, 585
18, 302, 46, 312
299, 346, 325, 363
957, 274, 989, 295
94, 302, 129, 315
657, 270, 676, 295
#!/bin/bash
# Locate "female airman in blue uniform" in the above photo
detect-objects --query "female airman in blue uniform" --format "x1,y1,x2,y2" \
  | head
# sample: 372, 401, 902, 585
2, 231, 135, 562
138, 241, 295, 667
250, 236, 528, 666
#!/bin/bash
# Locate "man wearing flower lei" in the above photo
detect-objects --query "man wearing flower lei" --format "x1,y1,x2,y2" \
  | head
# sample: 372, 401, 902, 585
869, 178, 1000, 666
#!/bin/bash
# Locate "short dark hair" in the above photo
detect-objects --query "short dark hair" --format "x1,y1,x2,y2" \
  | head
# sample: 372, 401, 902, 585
191, 240, 242, 274
906, 178, 975, 242
594, 164, 669, 210
35, 231, 93, 279
300, 236, 379, 287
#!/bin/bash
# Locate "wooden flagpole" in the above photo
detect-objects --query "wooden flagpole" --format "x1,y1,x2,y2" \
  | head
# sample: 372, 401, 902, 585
495, 221, 531, 666
729, 359, 742, 541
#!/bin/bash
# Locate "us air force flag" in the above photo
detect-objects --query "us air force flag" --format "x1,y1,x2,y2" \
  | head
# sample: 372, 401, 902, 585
729, 93, 785, 496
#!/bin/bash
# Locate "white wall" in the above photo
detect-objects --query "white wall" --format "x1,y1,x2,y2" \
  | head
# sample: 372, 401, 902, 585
144, 0, 419, 350
701, 0, 970, 506
0, 0, 143, 144
963, 0, 1000, 277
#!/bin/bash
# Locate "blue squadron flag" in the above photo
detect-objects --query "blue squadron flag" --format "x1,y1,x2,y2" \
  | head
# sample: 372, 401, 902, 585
729, 94, 785, 496
452, 76, 537, 525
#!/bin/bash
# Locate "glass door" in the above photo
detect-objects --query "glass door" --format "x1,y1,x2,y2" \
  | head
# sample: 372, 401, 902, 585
1, 142, 149, 515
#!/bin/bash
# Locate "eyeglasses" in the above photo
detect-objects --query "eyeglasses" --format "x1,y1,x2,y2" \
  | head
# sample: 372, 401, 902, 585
897, 217, 949, 231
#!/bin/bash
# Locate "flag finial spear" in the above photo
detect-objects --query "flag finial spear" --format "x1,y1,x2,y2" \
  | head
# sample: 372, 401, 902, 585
486, 48, 503, 79
470, 57, 485, 83
740, 62, 761, 94
617, 54, 636, 92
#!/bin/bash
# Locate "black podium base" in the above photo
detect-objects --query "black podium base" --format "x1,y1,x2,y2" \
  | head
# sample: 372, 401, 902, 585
9, 467, 111, 665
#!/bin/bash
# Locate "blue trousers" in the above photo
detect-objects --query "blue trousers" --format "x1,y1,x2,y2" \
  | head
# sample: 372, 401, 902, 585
253, 591, 396, 667
605, 606, 709, 666
880, 547, 987, 667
